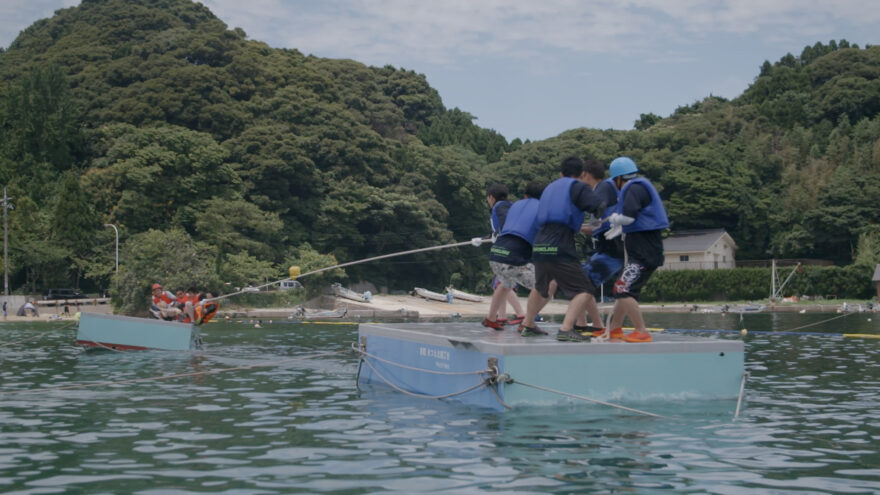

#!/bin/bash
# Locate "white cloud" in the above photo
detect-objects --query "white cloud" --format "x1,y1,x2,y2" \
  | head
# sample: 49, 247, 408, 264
202, 0, 880, 66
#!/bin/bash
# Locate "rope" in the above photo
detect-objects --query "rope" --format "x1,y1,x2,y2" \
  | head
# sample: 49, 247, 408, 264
487, 379, 513, 410
498, 374, 663, 417
734, 371, 749, 420
208, 238, 484, 303
781, 312, 853, 331
359, 356, 490, 400
350, 343, 492, 376
0, 350, 348, 396
0, 321, 78, 348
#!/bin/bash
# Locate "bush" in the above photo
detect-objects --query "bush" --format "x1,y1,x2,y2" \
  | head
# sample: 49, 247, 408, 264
640, 265, 873, 302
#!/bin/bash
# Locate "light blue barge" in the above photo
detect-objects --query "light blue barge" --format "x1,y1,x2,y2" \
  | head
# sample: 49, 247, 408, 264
357, 322, 744, 411
76, 312, 201, 351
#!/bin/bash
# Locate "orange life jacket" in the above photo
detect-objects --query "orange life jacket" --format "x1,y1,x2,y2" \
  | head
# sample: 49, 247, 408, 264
152, 291, 175, 306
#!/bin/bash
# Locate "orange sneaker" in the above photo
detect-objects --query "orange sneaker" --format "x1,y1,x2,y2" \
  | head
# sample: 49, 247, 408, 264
592, 327, 624, 339
624, 330, 652, 343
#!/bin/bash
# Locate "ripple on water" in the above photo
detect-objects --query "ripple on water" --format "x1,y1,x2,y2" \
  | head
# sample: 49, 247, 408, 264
0, 317, 878, 493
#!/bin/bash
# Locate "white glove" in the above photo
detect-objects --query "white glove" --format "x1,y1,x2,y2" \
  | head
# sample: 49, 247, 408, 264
471, 237, 484, 247
605, 224, 623, 239
608, 213, 635, 226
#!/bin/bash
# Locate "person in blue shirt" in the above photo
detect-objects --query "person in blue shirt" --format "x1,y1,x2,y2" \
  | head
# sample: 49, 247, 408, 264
575, 158, 625, 337
604, 157, 669, 343
520, 157, 606, 341
484, 181, 545, 330
482, 183, 528, 327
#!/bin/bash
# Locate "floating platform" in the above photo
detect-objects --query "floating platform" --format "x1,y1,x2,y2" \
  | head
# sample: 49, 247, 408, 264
356, 322, 744, 411
76, 312, 201, 351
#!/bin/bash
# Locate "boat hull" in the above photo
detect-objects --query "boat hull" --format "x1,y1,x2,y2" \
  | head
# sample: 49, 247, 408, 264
357, 322, 745, 411
414, 287, 448, 302
446, 288, 484, 302
76, 312, 200, 351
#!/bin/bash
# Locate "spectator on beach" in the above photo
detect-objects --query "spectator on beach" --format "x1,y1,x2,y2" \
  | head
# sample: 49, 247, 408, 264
484, 181, 545, 330
2, 301, 6, 318
521, 156, 606, 341
604, 157, 669, 343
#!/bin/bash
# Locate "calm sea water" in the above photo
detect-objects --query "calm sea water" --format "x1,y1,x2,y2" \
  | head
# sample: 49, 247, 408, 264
1, 313, 878, 494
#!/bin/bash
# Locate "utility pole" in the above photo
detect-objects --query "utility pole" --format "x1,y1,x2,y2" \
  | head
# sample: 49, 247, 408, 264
2, 187, 12, 297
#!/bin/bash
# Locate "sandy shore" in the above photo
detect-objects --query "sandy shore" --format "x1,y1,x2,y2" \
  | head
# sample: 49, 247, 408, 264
1, 294, 862, 323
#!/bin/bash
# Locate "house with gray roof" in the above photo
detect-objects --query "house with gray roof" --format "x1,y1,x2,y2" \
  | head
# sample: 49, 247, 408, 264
660, 229, 737, 270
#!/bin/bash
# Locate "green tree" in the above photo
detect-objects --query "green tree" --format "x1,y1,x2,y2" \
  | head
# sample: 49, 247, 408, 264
114, 228, 220, 315
51, 172, 100, 287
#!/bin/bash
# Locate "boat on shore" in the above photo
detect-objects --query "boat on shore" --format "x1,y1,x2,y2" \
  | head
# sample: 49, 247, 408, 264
413, 287, 449, 302
331, 283, 369, 303
445, 287, 484, 302
76, 312, 201, 351
291, 306, 349, 319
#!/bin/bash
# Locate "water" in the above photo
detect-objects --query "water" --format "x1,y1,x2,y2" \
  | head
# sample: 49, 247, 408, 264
1, 313, 878, 494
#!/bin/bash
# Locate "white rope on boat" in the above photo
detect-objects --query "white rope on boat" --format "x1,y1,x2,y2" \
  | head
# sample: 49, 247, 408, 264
351, 343, 492, 376
0, 350, 348, 396
359, 356, 490, 400
734, 371, 749, 420
497, 374, 664, 417
209, 238, 487, 302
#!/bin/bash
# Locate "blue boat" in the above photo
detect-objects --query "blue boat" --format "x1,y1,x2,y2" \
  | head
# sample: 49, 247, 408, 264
76, 312, 201, 351
356, 322, 745, 411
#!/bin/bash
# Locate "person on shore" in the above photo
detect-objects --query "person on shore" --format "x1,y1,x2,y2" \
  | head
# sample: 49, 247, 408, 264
604, 157, 669, 343
150, 283, 180, 320
483, 183, 526, 327
484, 181, 545, 330
575, 158, 625, 338
2, 301, 6, 319
520, 156, 606, 341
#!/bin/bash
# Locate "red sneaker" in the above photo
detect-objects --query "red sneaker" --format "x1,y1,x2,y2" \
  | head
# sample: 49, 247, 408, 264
482, 318, 505, 331
593, 327, 624, 338
624, 330, 652, 343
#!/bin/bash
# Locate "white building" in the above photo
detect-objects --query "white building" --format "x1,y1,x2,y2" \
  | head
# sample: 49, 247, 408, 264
660, 229, 737, 270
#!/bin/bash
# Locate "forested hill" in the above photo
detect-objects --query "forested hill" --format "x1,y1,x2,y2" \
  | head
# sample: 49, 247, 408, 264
0, 0, 878, 309
0, 0, 511, 304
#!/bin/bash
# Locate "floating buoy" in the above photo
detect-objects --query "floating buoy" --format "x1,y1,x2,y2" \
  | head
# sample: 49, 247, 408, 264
741, 328, 748, 336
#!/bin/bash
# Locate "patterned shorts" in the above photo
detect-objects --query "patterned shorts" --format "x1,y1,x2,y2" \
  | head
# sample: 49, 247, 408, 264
489, 261, 536, 290
612, 262, 656, 301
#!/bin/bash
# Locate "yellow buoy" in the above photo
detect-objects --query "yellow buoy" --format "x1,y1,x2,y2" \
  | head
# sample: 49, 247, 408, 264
289, 265, 301, 279
741, 328, 748, 336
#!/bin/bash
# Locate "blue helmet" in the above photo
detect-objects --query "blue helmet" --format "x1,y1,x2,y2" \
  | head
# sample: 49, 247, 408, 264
609, 157, 639, 179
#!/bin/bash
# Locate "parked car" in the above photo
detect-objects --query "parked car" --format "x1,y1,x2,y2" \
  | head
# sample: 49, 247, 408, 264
279, 280, 302, 291
43, 288, 89, 300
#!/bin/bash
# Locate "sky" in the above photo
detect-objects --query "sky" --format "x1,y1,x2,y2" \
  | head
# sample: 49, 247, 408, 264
1, 1, 878, 142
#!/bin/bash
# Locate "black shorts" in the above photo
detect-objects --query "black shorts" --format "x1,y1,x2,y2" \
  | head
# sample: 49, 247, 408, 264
534, 261, 598, 299
612, 261, 656, 301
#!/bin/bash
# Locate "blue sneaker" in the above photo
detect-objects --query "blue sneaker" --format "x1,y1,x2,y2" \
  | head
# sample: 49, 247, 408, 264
534, 314, 545, 322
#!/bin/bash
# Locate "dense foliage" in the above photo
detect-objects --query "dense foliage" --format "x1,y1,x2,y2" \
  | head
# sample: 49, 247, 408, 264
0, 0, 878, 311
642, 265, 873, 302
